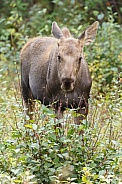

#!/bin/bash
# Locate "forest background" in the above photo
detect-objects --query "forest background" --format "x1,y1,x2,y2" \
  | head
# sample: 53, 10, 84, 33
0, 0, 122, 183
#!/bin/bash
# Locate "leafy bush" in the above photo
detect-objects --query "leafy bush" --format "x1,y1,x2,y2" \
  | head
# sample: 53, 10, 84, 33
86, 9, 122, 93
0, 70, 122, 183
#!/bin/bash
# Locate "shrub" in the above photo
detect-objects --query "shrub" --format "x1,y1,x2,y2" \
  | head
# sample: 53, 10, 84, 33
0, 71, 122, 183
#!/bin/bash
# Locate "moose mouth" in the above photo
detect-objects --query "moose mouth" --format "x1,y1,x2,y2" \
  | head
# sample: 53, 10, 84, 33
61, 78, 75, 92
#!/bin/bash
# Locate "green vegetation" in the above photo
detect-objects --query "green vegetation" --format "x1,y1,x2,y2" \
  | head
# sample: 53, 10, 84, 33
0, 0, 122, 183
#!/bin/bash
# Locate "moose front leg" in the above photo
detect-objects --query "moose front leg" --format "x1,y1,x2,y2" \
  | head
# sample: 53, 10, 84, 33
23, 99, 35, 120
74, 103, 88, 124
21, 79, 35, 120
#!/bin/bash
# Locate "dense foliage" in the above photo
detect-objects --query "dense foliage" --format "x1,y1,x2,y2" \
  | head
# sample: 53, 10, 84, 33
0, 0, 122, 183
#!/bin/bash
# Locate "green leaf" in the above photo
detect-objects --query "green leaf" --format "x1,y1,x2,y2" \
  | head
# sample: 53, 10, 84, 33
25, 124, 32, 129
30, 143, 39, 149
32, 124, 37, 130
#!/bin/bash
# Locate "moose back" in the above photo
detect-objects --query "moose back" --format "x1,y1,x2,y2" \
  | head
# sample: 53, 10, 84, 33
21, 21, 99, 121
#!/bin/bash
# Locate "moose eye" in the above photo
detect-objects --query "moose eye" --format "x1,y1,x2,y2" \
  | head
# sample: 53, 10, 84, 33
78, 56, 82, 64
57, 55, 61, 62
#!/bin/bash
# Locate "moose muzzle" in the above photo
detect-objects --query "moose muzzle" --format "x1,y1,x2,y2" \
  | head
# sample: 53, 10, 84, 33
61, 78, 75, 92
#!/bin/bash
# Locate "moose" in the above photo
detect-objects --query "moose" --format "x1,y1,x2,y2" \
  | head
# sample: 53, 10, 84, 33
21, 21, 99, 122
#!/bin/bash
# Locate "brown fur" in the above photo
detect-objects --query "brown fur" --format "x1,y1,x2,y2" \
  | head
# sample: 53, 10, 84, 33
62, 28, 72, 38
21, 21, 99, 123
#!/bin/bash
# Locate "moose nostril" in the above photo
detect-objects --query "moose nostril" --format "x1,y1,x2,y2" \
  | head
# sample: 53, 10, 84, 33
61, 78, 75, 91
62, 78, 74, 83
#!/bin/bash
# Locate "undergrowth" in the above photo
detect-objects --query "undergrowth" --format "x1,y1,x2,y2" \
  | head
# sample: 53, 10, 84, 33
0, 69, 122, 184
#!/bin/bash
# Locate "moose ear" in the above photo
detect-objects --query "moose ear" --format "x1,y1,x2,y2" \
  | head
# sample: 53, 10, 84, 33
52, 22, 64, 39
78, 21, 99, 45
